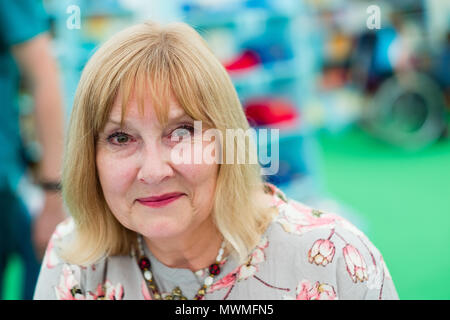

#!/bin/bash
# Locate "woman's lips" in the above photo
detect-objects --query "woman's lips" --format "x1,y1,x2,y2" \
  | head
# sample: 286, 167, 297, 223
137, 193, 185, 208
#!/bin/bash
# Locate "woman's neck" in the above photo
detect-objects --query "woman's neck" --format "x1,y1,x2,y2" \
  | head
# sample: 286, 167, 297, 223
143, 216, 224, 271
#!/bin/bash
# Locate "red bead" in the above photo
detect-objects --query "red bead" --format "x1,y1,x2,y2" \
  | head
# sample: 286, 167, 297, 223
139, 257, 151, 270
194, 294, 204, 300
209, 263, 221, 276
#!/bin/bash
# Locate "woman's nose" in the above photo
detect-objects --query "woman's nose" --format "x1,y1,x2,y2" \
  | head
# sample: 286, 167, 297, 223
136, 142, 174, 184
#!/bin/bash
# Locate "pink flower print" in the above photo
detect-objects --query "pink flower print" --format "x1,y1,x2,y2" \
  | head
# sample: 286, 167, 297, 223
88, 281, 124, 300
43, 238, 60, 269
54, 264, 85, 300
295, 280, 318, 300
251, 249, 265, 265
251, 236, 268, 264
44, 218, 75, 269
238, 235, 269, 279
290, 201, 316, 215
141, 280, 152, 300
316, 283, 337, 300
208, 236, 269, 296
238, 264, 257, 280
88, 284, 106, 300
208, 271, 238, 293
265, 183, 288, 206
276, 202, 337, 235
255, 235, 269, 250
107, 282, 124, 300
308, 239, 335, 266
53, 218, 75, 238
343, 244, 368, 283
208, 258, 262, 294
292, 280, 337, 300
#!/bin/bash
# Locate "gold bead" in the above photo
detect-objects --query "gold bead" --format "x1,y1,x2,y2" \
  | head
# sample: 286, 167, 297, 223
173, 287, 182, 296
312, 209, 323, 217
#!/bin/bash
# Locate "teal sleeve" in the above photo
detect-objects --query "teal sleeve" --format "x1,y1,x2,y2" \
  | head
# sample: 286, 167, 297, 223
0, 0, 50, 46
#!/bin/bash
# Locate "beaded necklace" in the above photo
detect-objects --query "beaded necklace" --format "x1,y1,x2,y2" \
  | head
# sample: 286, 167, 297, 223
136, 235, 226, 300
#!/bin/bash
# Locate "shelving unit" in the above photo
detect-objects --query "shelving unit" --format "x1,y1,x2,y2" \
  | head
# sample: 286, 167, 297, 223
41, 0, 326, 201
44, 0, 134, 116
180, 0, 324, 200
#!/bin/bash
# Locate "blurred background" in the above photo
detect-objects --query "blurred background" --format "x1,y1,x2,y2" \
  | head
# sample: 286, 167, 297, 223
1, 0, 449, 299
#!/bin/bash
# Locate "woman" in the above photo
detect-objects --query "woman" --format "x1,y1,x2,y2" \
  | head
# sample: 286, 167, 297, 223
33, 21, 398, 300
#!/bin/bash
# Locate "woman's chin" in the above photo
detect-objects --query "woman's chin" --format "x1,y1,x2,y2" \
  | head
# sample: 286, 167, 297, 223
134, 214, 190, 240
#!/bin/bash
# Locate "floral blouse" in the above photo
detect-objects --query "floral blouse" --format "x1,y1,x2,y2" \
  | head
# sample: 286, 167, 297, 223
33, 183, 398, 300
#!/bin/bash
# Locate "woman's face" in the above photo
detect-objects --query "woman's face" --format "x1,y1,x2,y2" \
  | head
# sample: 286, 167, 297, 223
96, 92, 219, 241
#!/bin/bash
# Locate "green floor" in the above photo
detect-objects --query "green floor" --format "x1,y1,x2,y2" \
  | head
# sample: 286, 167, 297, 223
316, 126, 450, 300
3, 254, 23, 300
3, 126, 450, 300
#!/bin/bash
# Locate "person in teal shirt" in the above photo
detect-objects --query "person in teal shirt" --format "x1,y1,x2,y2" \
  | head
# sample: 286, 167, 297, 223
0, 0, 66, 299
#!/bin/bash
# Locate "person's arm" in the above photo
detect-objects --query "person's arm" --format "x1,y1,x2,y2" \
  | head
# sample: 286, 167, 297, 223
11, 32, 66, 259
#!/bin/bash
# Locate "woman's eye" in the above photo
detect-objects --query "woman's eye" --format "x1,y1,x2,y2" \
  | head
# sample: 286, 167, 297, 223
171, 125, 194, 140
107, 132, 133, 145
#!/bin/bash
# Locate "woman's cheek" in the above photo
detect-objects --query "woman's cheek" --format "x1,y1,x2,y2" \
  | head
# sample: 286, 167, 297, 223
174, 160, 214, 183
97, 150, 138, 197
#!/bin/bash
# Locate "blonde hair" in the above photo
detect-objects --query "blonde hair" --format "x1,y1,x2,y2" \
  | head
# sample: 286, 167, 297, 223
61, 21, 275, 266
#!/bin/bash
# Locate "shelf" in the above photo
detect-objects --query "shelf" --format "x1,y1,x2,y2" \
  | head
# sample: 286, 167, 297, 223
230, 58, 300, 89
254, 122, 314, 147
183, 8, 295, 30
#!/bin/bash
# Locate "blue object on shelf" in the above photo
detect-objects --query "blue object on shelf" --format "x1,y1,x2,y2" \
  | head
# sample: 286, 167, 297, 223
245, 0, 271, 9
254, 125, 314, 186
179, 0, 323, 193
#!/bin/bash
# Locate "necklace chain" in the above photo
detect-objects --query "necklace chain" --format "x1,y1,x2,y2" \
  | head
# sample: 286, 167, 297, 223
135, 235, 226, 300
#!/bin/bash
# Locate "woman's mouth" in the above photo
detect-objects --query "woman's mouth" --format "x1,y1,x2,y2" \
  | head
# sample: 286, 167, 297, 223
136, 193, 185, 208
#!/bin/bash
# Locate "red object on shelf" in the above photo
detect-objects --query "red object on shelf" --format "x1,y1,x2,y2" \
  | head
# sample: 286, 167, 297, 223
223, 50, 261, 73
244, 97, 299, 127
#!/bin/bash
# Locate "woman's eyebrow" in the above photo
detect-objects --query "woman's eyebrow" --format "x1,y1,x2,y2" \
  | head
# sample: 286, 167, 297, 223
103, 112, 193, 128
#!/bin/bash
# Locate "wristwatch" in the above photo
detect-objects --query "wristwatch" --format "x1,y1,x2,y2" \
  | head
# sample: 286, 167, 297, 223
39, 180, 62, 192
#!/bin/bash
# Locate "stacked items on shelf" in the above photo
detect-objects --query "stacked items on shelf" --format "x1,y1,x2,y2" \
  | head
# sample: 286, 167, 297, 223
44, 0, 133, 116
181, 0, 323, 199
307, 0, 449, 149
42, 0, 328, 201
301, 0, 371, 134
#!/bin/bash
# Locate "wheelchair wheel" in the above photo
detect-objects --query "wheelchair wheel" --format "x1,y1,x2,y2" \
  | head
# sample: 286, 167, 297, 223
362, 72, 447, 150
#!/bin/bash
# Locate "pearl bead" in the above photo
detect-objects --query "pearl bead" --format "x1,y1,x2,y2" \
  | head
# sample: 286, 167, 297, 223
217, 248, 224, 261
144, 270, 152, 281
195, 270, 204, 277
204, 276, 213, 286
